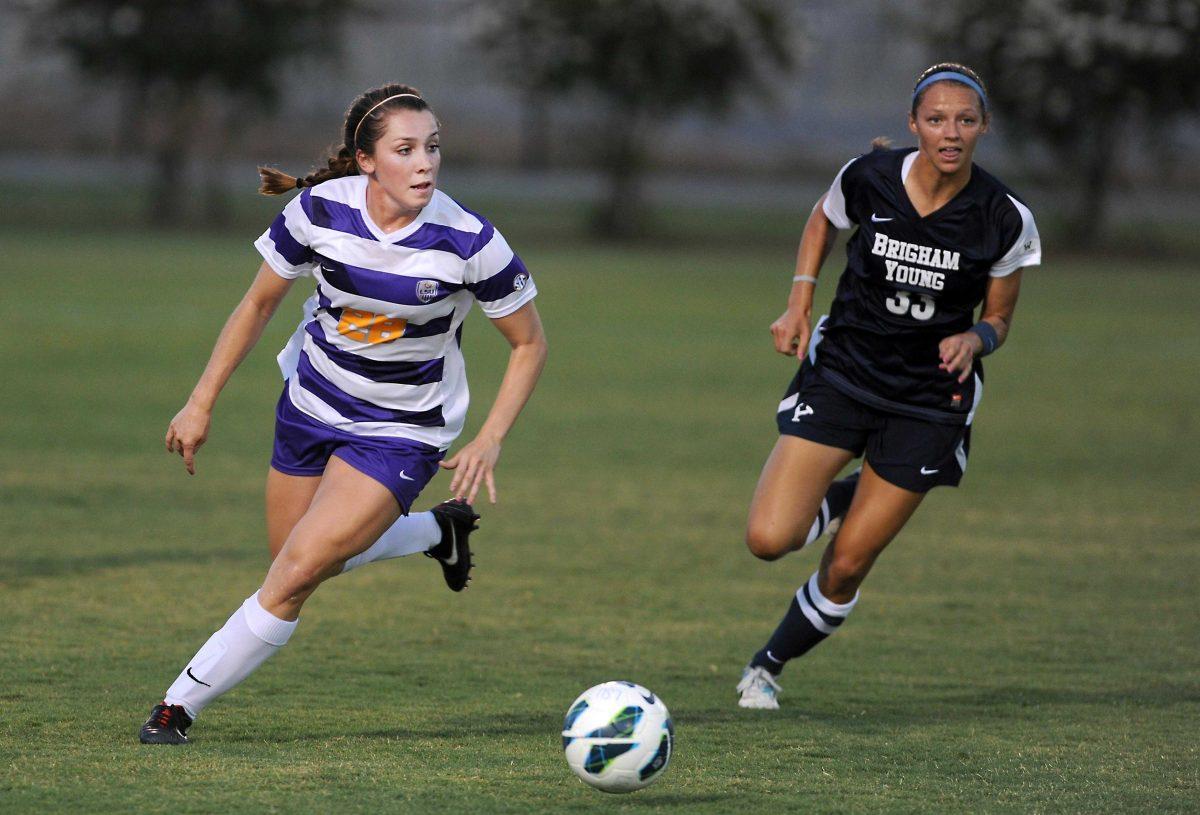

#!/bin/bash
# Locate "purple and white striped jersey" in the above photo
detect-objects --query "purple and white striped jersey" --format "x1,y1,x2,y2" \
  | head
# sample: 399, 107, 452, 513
254, 175, 537, 450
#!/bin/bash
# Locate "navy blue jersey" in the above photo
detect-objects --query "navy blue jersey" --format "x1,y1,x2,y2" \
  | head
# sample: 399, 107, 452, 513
816, 147, 1040, 424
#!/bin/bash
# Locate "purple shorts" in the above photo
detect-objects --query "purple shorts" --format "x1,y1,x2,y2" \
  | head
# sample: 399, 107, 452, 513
270, 388, 444, 514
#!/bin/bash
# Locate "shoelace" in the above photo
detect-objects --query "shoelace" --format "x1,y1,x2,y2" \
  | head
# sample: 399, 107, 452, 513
739, 668, 781, 693
152, 706, 175, 729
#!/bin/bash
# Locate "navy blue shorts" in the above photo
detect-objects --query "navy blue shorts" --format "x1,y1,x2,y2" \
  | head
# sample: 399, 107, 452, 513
270, 387, 443, 513
776, 363, 971, 493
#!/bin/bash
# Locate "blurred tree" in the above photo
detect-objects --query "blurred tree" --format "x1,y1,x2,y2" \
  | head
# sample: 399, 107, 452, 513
475, 0, 796, 238
927, 0, 1200, 244
36, 0, 348, 227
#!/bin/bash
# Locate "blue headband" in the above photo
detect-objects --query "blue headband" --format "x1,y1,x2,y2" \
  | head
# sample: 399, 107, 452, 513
912, 71, 988, 112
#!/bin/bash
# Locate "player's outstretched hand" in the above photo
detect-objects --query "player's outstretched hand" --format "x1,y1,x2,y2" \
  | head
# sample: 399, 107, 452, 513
770, 308, 811, 359
440, 434, 502, 505
938, 332, 984, 384
165, 400, 212, 475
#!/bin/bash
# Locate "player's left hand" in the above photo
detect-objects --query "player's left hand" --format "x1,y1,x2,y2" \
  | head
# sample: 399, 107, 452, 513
440, 434, 502, 504
938, 332, 984, 383
165, 399, 212, 475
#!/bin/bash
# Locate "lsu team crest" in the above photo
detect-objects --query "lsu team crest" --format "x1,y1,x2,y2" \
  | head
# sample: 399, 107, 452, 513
416, 279, 440, 303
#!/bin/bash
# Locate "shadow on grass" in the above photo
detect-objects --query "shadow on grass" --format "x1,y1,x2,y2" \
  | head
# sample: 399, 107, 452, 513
220, 711, 564, 745
615, 793, 739, 807
935, 683, 1200, 709
680, 681, 1200, 732
2, 545, 256, 583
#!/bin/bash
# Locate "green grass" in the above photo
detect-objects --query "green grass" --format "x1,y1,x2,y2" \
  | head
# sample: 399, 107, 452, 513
0, 223, 1197, 813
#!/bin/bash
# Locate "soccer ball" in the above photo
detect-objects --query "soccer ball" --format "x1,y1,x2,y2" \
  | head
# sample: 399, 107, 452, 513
561, 681, 674, 793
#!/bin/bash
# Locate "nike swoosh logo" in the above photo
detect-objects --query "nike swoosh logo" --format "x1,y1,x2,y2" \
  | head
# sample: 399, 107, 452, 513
186, 667, 212, 687
641, 692, 657, 705
398, 470, 415, 481
441, 524, 459, 565
920, 466, 939, 475
871, 213, 893, 222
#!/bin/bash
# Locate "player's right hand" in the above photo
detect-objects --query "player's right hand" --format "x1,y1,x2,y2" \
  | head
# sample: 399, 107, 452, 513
165, 400, 212, 475
770, 308, 811, 359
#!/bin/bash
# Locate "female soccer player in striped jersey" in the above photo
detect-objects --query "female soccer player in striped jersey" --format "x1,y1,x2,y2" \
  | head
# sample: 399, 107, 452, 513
140, 85, 547, 743
736, 64, 1041, 709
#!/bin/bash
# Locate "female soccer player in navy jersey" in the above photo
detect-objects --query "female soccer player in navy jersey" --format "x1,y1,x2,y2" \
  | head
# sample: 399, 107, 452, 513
736, 64, 1041, 709
139, 84, 547, 743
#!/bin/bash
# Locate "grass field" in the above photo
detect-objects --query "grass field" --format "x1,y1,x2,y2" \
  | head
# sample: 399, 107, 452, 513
1, 219, 1197, 813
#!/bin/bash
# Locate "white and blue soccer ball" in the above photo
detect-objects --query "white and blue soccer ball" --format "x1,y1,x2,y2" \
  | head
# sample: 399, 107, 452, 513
561, 681, 674, 793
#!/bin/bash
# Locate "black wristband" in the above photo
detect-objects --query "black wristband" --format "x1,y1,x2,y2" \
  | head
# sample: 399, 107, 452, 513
968, 321, 999, 356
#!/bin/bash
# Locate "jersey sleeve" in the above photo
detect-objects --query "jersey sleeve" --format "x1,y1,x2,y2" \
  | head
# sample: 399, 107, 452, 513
989, 194, 1041, 277
820, 157, 861, 229
464, 225, 537, 318
254, 192, 318, 279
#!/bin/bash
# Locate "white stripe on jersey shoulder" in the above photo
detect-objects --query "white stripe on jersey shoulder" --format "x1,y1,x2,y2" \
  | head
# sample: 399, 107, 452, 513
307, 174, 366, 206
989, 194, 1041, 277
821, 157, 859, 230
424, 190, 489, 235
471, 226, 514, 272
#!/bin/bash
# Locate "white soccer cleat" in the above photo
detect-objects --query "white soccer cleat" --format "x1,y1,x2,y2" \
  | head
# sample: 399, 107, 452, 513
736, 665, 782, 710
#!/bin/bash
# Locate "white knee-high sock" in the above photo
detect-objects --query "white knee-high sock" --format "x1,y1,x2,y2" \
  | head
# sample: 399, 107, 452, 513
342, 511, 441, 573
163, 591, 297, 718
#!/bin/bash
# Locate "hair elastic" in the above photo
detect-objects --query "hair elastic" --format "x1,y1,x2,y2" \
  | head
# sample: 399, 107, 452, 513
352, 93, 424, 146
912, 70, 988, 112
792, 275, 818, 285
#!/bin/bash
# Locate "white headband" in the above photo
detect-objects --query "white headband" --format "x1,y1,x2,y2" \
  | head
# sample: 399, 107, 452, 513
352, 93, 424, 146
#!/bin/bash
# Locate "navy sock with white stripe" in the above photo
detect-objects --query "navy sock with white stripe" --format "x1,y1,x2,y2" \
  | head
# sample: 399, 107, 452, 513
751, 572, 858, 675
802, 471, 859, 547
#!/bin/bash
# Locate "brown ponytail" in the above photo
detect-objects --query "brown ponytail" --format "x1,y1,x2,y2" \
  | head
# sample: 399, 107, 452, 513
256, 83, 434, 196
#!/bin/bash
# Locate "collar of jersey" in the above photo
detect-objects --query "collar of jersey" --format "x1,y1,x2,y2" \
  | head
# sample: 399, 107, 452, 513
356, 175, 434, 243
898, 147, 977, 221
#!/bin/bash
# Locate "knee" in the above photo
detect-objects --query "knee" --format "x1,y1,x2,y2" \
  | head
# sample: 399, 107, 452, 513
745, 524, 790, 562
272, 551, 336, 595
824, 553, 870, 598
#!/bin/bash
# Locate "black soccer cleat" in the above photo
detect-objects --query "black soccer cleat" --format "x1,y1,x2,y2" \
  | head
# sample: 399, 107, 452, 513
425, 499, 479, 592
139, 702, 193, 745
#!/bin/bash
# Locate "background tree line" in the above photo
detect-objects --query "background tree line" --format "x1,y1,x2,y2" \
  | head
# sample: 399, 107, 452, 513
29, 0, 1200, 245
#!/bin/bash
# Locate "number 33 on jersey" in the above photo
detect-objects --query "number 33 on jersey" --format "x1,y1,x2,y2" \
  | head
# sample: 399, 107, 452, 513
812, 147, 1041, 421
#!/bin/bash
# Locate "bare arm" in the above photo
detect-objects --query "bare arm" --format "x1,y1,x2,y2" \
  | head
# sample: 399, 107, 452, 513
939, 270, 1023, 383
440, 301, 548, 504
165, 263, 296, 473
771, 193, 840, 359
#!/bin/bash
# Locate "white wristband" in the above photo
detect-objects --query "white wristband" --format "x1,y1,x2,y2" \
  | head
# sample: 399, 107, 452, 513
792, 275, 818, 285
